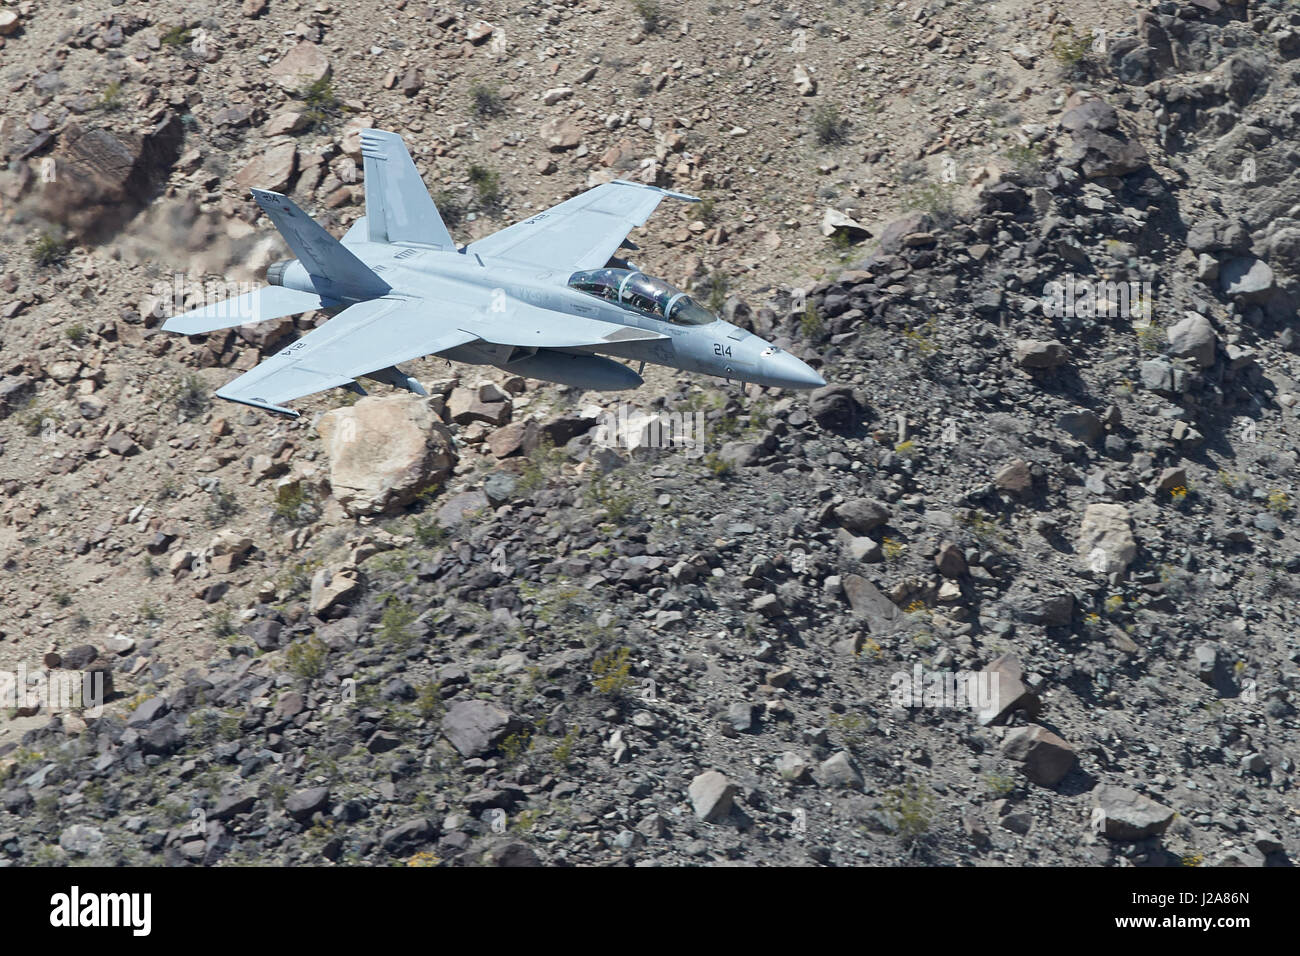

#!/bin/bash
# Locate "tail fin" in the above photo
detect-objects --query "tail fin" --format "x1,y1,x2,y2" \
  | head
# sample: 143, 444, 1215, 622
359, 129, 456, 249
251, 189, 391, 299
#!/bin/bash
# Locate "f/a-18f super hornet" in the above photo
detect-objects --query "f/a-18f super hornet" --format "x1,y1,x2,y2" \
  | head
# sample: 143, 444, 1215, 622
163, 129, 825, 416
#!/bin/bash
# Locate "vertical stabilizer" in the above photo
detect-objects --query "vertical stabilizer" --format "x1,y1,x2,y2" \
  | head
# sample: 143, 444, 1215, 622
250, 189, 391, 299
359, 129, 456, 249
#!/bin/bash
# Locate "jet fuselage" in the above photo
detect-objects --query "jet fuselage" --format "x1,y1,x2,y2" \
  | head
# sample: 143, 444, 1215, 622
269, 240, 826, 391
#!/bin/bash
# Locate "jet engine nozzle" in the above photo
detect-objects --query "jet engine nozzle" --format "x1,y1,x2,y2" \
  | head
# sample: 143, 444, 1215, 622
266, 259, 297, 287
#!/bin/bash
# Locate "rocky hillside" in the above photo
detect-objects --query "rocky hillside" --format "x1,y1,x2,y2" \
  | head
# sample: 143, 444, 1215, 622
0, 0, 1298, 866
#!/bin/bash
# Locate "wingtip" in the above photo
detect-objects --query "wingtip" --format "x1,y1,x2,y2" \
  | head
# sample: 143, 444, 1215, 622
250, 188, 291, 209
610, 179, 701, 202
215, 389, 300, 418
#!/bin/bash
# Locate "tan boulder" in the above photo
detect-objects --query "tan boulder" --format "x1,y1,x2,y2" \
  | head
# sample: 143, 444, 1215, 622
310, 567, 361, 617
317, 395, 456, 516
269, 41, 331, 91
539, 116, 582, 151
1078, 503, 1138, 573
235, 142, 297, 192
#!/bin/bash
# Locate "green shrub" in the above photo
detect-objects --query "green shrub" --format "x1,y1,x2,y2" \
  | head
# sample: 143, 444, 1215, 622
378, 597, 419, 648
285, 635, 328, 680
298, 77, 341, 129
800, 300, 823, 338
208, 607, 237, 638
551, 725, 581, 768
900, 181, 957, 225
171, 372, 209, 420
433, 190, 466, 229
160, 24, 193, 47
273, 483, 318, 526
585, 475, 633, 522
515, 437, 565, 496
29, 232, 69, 268
499, 728, 535, 765
415, 681, 444, 720
631, 0, 668, 33
97, 80, 125, 112
411, 515, 447, 548
984, 773, 1016, 797
469, 82, 505, 117
1051, 29, 1092, 68
882, 779, 937, 845
204, 486, 240, 526
812, 104, 849, 146
467, 164, 503, 210
702, 452, 732, 478
592, 647, 632, 695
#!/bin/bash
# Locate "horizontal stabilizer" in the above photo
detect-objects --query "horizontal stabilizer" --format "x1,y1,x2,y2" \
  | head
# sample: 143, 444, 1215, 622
162, 285, 321, 335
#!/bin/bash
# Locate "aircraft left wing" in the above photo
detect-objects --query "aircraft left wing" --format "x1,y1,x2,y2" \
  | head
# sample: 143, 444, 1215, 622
216, 295, 477, 416
465, 180, 700, 275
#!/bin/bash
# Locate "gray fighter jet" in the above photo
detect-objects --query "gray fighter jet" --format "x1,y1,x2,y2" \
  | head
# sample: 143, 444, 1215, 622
163, 129, 825, 416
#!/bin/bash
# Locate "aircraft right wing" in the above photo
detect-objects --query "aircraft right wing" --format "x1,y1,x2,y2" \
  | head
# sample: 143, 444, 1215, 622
215, 290, 667, 415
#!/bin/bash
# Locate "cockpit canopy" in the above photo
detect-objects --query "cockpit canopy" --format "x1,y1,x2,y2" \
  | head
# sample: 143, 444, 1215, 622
568, 268, 717, 326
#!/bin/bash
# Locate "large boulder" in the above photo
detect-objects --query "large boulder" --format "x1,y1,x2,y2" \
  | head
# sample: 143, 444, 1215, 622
234, 142, 298, 193
269, 40, 331, 91
539, 116, 583, 151
1216, 51, 1269, 106
1078, 503, 1138, 574
1014, 339, 1069, 369
688, 771, 738, 822
441, 700, 522, 758
876, 212, 931, 254
35, 114, 183, 239
1059, 96, 1148, 178
309, 567, 361, 618
842, 574, 900, 630
808, 384, 862, 432
1166, 312, 1217, 368
978, 654, 1042, 726
1266, 228, 1300, 277
1219, 256, 1276, 303
1091, 785, 1175, 841
317, 396, 456, 517
1001, 726, 1076, 786
992, 458, 1033, 496
285, 786, 331, 822
835, 498, 889, 534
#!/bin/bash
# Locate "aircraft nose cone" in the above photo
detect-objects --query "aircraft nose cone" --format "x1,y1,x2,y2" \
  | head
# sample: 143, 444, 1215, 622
760, 350, 826, 389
